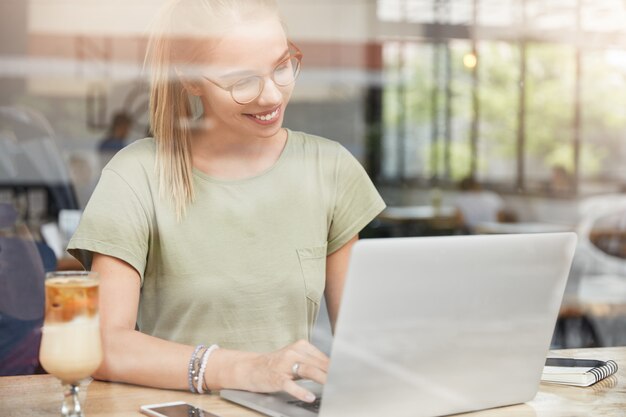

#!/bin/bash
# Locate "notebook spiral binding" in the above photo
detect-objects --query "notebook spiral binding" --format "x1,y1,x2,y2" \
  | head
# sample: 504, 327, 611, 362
589, 360, 618, 383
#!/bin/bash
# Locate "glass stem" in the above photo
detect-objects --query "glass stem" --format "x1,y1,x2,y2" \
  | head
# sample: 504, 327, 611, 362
61, 383, 83, 417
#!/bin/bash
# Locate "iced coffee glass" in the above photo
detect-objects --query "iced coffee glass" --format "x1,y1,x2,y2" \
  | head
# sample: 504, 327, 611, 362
39, 271, 102, 417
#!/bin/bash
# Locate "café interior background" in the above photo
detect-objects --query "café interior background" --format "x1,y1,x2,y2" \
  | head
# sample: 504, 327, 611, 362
2, 0, 626, 349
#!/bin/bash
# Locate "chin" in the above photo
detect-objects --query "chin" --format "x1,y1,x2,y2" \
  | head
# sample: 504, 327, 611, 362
248, 121, 284, 139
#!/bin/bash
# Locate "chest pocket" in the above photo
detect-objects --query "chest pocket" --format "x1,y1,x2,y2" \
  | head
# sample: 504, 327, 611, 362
297, 243, 327, 304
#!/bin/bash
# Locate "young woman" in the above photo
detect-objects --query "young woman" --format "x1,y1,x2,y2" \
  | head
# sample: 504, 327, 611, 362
68, 0, 385, 403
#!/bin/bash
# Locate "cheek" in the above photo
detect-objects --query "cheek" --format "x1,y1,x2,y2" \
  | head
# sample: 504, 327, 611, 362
202, 91, 242, 116
281, 85, 294, 105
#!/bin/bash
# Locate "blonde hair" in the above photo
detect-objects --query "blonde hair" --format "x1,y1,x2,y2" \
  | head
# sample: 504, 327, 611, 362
145, 0, 280, 220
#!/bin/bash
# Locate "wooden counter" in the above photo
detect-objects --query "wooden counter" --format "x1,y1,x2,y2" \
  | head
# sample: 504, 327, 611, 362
1, 347, 624, 417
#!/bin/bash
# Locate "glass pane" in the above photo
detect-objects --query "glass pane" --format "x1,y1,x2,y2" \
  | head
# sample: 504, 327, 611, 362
478, 0, 517, 27
426, 43, 447, 180
581, 49, 626, 183
404, 42, 434, 179
524, 43, 576, 191
382, 41, 433, 180
378, 0, 461, 24
406, 0, 436, 23
526, 0, 577, 31
582, 0, 626, 33
450, 0, 473, 25
377, 0, 405, 22
429, 40, 473, 181
476, 41, 520, 184
381, 39, 472, 182
449, 40, 473, 181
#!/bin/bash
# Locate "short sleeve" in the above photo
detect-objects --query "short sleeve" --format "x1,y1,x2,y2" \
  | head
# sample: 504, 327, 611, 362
327, 146, 386, 254
67, 167, 151, 283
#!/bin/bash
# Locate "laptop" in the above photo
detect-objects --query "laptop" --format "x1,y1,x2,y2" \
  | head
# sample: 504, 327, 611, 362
221, 233, 577, 417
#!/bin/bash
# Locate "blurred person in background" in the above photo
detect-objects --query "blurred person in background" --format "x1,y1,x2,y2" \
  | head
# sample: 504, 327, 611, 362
548, 165, 574, 196
98, 111, 132, 169
454, 176, 511, 232
68, 153, 95, 209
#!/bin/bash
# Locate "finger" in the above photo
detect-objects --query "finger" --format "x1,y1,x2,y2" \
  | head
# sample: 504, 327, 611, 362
286, 351, 328, 378
282, 379, 317, 403
303, 346, 330, 366
291, 341, 330, 369
294, 362, 327, 385
303, 350, 330, 372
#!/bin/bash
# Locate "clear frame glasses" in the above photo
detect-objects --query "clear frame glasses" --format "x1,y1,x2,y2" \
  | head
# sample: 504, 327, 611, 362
203, 41, 303, 104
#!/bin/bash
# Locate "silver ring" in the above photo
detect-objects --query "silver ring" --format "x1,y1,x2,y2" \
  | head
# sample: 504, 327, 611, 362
291, 362, 301, 379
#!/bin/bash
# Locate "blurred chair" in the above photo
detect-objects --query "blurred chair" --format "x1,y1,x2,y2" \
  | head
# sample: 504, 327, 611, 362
576, 194, 626, 283
453, 176, 513, 233
556, 194, 626, 347
0, 105, 79, 225
0, 107, 122, 374
0, 204, 46, 376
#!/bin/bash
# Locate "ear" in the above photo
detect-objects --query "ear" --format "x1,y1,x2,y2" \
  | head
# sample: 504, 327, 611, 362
174, 66, 202, 96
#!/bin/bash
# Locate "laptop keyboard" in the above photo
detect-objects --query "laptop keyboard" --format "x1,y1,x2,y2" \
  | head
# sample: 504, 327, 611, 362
287, 397, 322, 413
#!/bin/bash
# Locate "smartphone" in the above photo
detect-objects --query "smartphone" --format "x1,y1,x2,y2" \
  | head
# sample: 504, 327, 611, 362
140, 401, 222, 417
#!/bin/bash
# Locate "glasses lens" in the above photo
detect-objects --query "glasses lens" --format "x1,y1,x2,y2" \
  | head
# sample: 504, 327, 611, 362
232, 76, 262, 104
273, 56, 300, 86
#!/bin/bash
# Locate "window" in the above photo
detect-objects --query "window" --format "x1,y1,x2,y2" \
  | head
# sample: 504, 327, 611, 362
377, 0, 626, 195
581, 49, 626, 184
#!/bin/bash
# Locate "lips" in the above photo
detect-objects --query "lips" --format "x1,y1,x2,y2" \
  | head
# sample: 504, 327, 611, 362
244, 106, 282, 125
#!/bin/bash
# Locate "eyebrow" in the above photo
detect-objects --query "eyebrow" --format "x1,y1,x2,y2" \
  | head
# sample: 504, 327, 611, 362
219, 48, 291, 80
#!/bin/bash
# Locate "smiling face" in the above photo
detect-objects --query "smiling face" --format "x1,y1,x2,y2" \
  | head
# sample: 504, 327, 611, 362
191, 16, 294, 141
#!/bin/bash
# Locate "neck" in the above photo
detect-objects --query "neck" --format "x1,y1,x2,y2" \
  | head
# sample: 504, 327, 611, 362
189, 125, 288, 180
191, 126, 286, 158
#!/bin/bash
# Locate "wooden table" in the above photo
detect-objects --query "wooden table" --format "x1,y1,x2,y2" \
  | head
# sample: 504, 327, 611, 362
1, 348, 624, 417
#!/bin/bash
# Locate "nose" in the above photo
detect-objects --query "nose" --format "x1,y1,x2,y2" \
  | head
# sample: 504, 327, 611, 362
257, 76, 282, 106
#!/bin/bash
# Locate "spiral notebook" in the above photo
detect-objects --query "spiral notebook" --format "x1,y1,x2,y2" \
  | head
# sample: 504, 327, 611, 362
541, 357, 619, 387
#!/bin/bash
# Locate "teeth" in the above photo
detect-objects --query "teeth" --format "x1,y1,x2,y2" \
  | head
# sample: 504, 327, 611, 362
254, 109, 279, 121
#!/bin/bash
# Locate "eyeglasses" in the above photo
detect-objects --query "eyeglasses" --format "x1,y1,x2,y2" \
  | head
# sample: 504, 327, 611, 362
203, 42, 303, 105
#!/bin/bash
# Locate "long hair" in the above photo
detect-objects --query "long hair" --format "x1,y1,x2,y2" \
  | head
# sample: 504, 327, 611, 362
145, 0, 279, 221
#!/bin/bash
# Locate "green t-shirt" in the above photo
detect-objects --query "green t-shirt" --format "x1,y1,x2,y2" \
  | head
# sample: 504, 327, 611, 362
68, 129, 386, 352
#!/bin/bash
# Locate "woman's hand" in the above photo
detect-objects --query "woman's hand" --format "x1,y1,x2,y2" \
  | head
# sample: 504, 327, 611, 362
208, 339, 329, 402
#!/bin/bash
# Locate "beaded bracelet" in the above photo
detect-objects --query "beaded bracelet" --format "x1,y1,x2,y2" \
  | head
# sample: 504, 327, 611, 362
196, 344, 220, 394
191, 345, 209, 393
187, 344, 205, 393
